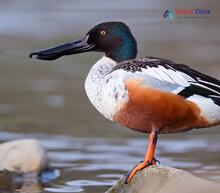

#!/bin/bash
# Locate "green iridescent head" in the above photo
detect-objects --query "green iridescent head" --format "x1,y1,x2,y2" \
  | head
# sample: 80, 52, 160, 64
87, 21, 137, 62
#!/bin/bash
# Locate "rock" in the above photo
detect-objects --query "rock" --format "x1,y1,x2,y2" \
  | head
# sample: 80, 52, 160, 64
106, 166, 220, 193
0, 139, 48, 173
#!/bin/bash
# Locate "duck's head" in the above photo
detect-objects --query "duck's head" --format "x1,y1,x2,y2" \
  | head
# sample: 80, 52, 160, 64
30, 22, 137, 62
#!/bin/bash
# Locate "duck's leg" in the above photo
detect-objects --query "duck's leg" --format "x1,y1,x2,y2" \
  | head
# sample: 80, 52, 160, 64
125, 128, 159, 183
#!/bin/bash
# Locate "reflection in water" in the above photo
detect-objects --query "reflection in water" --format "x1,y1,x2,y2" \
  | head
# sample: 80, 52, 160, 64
0, 170, 22, 191
0, 132, 219, 193
45, 186, 84, 193
0, 169, 59, 193
66, 180, 116, 187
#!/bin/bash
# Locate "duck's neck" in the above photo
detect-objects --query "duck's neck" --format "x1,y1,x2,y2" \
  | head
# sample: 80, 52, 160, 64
86, 56, 117, 82
106, 33, 137, 62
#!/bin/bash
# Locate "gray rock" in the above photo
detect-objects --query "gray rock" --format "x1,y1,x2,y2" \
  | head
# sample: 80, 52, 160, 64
106, 166, 220, 193
0, 139, 49, 192
0, 139, 48, 173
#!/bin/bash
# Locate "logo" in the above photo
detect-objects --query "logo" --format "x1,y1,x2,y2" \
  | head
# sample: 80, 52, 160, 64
163, 8, 211, 19
163, 9, 174, 19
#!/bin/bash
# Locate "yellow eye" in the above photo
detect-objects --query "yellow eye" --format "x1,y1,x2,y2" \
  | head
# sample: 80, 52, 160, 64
100, 30, 106, 35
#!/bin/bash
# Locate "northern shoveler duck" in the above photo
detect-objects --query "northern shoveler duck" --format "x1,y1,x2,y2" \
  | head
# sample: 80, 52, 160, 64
30, 21, 220, 183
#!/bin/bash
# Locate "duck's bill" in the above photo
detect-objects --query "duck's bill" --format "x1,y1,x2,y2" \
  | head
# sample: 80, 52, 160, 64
29, 37, 95, 60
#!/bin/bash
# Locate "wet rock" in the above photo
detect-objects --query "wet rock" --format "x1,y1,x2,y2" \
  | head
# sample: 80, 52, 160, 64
0, 139, 48, 173
106, 166, 220, 193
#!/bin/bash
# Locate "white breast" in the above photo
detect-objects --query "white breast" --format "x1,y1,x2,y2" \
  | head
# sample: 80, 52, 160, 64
84, 56, 128, 121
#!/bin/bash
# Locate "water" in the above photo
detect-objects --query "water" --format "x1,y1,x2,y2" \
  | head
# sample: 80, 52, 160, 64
0, 0, 220, 192
0, 131, 220, 193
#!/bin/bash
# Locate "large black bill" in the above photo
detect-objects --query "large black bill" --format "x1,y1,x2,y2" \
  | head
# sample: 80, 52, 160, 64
29, 37, 94, 60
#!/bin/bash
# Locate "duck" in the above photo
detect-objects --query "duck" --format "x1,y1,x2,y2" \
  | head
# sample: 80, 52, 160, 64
30, 21, 220, 183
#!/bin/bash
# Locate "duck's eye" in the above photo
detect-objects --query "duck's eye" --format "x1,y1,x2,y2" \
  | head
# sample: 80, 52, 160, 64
100, 30, 106, 36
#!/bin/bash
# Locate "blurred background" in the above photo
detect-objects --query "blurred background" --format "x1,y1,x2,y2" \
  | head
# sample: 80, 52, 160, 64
0, 0, 219, 193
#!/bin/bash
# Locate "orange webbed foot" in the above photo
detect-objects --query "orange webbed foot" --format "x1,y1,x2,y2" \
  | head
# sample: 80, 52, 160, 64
125, 159, 158, 183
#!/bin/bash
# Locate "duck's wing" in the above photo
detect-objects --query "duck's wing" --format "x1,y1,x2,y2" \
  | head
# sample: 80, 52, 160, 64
113, 56, 220, 105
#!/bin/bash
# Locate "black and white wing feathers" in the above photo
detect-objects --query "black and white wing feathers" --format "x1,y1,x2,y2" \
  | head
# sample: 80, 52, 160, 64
114, 56, 220, 105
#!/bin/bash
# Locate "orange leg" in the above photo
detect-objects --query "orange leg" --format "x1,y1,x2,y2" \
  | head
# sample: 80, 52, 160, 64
125, 128, 159, 183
